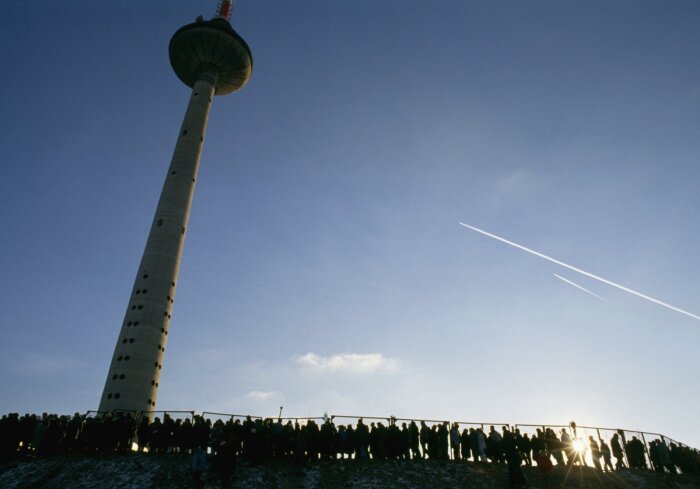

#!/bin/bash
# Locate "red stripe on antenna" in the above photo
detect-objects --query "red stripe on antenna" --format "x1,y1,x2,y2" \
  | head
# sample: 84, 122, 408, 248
217, 0, 233, 20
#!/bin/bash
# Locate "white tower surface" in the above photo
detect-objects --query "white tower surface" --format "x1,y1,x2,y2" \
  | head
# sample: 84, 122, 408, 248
98, 2, 252, 414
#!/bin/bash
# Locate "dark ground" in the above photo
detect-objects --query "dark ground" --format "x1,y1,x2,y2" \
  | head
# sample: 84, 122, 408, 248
2, 454, 700, 489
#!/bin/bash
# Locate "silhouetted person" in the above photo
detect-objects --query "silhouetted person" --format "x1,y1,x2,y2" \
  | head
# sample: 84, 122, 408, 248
450, 423, 461, 460
657, 440, 675, 474
535, 449, 554, 489
269, 419, 284, 459
179, 418, 194, 453
600, 439, 614, 472
193, 416, 210, 452
428, 425, 438, 459
149, 417, 165, 453
626, 436, 646, 469
419, 421, 430, 459
530, 429, 546, 464
319, 419, 337, 460
560, 428, 573, 465
162, 414, 175, 453
460, 427, 471, 461
488, 425, 503, 463
212, 436, 236, 486
386, 419, 401, 459
0, 413, 20, 462
281, 420, 295, 459
589, 436, 602, 470
355, 418, 369, 459
408, 421, 420, 459
502, 426, 515, 458
339, 424, 355, 459
611, 433, 625, 469
400, 422, 411, 460
507, 448, 526, 489
519, 432, 532, 466
474, 428, 487, 461
32, 414, 48, 455
190, 444, 208, 489
307, 420, 320, 461
136, 417, 150, 452
669, 442, 694, 473
64, 413, 83, 453
545, 429, 563, 465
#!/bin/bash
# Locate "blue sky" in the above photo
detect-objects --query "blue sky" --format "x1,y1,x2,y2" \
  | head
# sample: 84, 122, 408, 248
1, 0, 699, 447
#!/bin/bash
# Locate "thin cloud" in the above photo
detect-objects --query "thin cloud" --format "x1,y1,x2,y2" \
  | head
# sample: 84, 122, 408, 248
490, 169, 546, 208
460, 222, 700, 321
246, 390, 277, 400
3, 351, 86, 377
297, 353, 400, 374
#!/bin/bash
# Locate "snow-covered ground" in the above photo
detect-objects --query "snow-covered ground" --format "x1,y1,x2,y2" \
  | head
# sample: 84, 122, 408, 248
1, 454, 699, 488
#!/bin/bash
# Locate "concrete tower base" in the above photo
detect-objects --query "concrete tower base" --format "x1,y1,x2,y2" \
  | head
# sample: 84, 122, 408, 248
98, 74, 216, 414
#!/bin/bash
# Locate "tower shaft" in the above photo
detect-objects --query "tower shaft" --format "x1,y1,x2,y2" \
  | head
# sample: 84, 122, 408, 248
99, 73, 217, 413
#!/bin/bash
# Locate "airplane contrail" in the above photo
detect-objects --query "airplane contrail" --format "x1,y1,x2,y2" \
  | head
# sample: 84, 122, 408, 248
553, 273, 608, 302
459, 222, 700, 321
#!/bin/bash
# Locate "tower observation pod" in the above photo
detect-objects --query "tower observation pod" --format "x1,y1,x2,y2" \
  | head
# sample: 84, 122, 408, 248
98, 1, 252, 414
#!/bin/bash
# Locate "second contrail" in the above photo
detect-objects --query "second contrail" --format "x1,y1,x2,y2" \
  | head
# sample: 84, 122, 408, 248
553, 273, 608, 302
459, 222, 700, 321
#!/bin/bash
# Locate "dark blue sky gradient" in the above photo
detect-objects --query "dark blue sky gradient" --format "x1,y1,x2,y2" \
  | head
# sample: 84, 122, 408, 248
1, 1, 699, 446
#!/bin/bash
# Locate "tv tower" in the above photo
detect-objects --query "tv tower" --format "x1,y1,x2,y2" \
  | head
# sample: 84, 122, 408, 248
98, 0, 252, 414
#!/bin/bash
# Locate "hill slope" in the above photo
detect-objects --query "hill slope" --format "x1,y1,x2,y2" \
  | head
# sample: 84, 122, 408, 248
2, 454, 699, 489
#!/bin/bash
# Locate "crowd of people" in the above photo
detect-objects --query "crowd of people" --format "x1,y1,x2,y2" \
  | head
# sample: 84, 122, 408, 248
1, 411, 698, 480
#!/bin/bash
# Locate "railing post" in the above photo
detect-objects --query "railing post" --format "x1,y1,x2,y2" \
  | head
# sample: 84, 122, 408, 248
640, 432, 652, 471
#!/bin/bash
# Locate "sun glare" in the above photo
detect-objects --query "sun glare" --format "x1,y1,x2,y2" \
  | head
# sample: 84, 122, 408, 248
572, 439, 586, 453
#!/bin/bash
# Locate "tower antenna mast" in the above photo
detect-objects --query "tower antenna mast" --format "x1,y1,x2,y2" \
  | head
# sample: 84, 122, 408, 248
217, 0, 234, 21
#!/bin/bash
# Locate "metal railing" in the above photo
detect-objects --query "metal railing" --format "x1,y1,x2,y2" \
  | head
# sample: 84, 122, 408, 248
84, 409, 697, 459
513, 422, 692, 470
12, 409, 697, 474
85, 409, 194, 421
